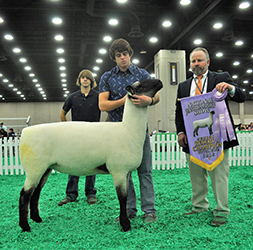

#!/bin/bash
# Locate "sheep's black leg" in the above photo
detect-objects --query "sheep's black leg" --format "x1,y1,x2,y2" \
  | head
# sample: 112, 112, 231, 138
19, 187, 34, 232
209, 126, 213, 135
116, 186, 131, 232
30, 169, 52, 223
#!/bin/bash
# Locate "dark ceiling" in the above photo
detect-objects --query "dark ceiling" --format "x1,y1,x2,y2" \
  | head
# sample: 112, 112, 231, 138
0, 0, 253, 102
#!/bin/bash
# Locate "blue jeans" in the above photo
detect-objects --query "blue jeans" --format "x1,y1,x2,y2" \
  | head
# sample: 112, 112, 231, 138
65, 175, 97, 201
126, 129, 156, 216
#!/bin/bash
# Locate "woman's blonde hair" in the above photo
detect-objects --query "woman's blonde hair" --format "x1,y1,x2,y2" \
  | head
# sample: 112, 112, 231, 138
76, 69, 97, 88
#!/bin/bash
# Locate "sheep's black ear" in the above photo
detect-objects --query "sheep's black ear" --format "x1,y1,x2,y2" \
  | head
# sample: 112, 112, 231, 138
126, 85, 135, 95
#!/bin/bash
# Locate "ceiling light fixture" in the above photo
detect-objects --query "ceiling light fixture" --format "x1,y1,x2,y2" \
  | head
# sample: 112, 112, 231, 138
58, 58, 65, 63
55, 35, 64, 41
52, 17, 62, 25
194, 39, 202, 45
239, 2, 250, 9
13, 48, 21, 53
132, 59, 139, 64
213, 23, 223, 29
150, 37, 158, 43
57, 48, 64, 53
103, 36, 112, 42
162, 20, 172, 27
180, 0, 191, 5
96, 59, 103, 63
108, 19, 118, 25
216, 52, 223, 57
4, 34, 13, 40
99, 48, 107, 54
19, 58, 27, 63
24, 66, 31, 71
235, 40, 244, 46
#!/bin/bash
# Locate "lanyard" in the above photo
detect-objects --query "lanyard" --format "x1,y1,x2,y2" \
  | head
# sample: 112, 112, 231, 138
194, 77, 207, 94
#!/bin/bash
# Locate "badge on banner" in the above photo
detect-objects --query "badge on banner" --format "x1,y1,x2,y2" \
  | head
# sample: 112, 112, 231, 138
180, 88, 236, 171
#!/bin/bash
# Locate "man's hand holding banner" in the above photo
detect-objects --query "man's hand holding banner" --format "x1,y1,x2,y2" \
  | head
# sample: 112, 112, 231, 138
180, 88, 236, 171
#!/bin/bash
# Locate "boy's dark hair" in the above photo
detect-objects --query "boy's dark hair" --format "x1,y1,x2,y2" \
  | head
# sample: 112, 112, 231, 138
109, 38, 134, 61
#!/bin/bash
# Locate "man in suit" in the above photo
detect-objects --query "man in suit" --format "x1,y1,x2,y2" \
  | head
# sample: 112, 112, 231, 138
175, 47, 245, 226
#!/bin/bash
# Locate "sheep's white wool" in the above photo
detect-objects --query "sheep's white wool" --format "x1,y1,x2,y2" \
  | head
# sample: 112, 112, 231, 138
19, 79, 163, 232
20, 96, 147, 190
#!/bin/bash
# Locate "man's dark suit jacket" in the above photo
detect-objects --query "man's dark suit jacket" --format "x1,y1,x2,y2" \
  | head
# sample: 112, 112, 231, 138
175, 70, 246, 153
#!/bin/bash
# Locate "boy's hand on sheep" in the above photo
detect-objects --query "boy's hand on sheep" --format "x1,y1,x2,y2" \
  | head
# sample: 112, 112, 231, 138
130, 95, 153, 107
178, 133, 188, 147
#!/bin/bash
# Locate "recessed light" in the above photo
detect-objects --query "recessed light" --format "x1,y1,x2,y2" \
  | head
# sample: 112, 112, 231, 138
216, 52, 223, 57
58, 58, 65, 63
52, 17, 62, 25
150, 37, 158, 43
233, 61, 240, 66
99, 48, 107, 54
194, 39, 202, 45
108, 19, 118, 25
213, 23, 223, 29
13, 48, 21, 53
162, 21, 172, 27
19, 58, 27, 63
55, 35, 64, 41
132, 59, 139, 64
4, 34, 13, 40
103, 36, 112, 42
56, 48, 64, 53
25, 66, 31, 71
239, 2, 250, 9
235, 40, 243, 46
180, 0, 191, 5
96, 59, 103, 63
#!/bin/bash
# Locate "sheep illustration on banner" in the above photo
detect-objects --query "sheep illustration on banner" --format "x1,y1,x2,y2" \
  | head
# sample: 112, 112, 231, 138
180, 89, 235, 171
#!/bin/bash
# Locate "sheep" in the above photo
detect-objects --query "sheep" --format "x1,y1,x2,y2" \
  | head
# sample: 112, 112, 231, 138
18, 79, 163, 233
193, 110, 215, 137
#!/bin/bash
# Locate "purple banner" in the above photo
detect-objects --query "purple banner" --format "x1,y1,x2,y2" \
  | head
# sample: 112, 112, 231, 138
180, 91, 225, 171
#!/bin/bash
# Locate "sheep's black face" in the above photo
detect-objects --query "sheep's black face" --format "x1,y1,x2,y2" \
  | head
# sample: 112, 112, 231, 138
126, 79, 163, 97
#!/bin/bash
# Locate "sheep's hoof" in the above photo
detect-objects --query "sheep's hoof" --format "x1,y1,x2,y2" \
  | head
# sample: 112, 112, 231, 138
20, 223, 31, 232
121, 221, 131, 232
31, 214, 42, 223
122, 225, 131, 232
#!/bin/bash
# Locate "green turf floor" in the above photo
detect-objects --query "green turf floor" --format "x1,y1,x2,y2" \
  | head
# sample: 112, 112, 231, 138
0, 166, 252, 249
